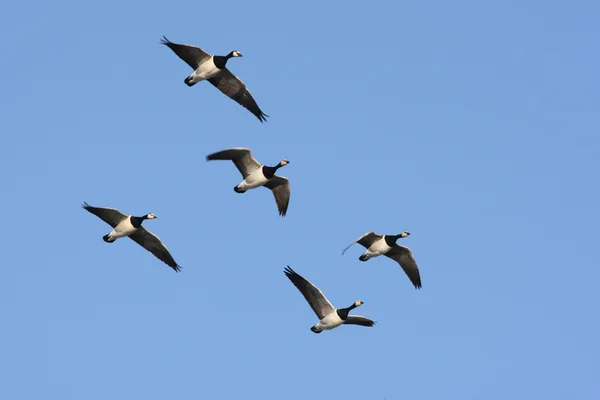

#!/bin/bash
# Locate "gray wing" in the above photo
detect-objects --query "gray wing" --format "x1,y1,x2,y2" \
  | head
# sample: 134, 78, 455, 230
205, 147, 262, 178
160, 36, 211, 70
341, 231, 383, 255
345, 315, 376, 327
263, 176, 290, 217
208, 68, 268, 122
284, 266, 335, 320
128, 227, 181, 272
82, 202, 128, 228
385, 245, 422, 289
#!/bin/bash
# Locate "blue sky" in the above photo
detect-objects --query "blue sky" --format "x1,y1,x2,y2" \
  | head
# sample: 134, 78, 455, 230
1, 0, 599, 399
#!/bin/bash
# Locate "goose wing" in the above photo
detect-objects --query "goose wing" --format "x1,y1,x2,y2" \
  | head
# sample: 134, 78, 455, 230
284, 266, 335, 320
208, 68, 268, 122
82, 202, 128, 228
206, 147, 262, 178
345, 315, 376, 327
263, 176, 290, 217
341, 231, 383, 255
385, 245, 422, 289
160, 36, 211, 70
128, 227, 181, 272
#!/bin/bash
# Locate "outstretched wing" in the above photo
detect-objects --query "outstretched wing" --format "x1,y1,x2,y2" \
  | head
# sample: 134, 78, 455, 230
264, 176, 290, 216
341, 231, 383, 255
82, 202, 128, 228
160, 36, 211, 70
128, 227, 181, 272
284, 266, 335, 320
206, 147, 262, 178
345, 315, 376, 327
385, 246, 422, 289
208, 68, 268, 122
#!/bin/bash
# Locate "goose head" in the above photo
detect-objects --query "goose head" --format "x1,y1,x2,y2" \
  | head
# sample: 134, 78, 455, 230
228, 50, 243, 58
275, 159, 290, 169
145, 213, 157, 220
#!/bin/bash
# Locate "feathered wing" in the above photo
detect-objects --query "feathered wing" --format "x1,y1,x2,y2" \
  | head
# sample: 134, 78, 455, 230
341, 231, 383, 255
82, 202, 128, 228
385, 246, 422, 289
128, 227, 181, 272
206, 147, 262, 178
160, 36, 211, 70
263, 176, 290, 216
345, 315, 376, 327
208, 68, 268, 122
283, 266, 335, 320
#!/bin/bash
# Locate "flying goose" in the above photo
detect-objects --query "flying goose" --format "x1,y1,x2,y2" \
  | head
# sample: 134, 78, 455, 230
82, 202, 181, 272
160, 36, 268, 122
342, 231, 421, 289
283, 266, 375, 334
206, 148, 291, 216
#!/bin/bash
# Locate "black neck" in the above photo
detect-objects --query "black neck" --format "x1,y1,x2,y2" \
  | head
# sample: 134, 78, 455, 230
384, 234, 402, 247
336, 303, 358, 320
262, 163, 283, 179
130, 215, 147, 228
213, 52, 234, 69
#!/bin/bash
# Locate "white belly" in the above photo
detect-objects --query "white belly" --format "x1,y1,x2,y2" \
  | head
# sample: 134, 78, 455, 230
362, 237, 392, 260
237, 168, 269, 191
108, 217, 137, 240
192, 57, 220, 81
314, 312, 344, 331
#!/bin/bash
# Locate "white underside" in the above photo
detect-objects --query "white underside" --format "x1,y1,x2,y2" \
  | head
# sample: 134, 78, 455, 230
236, 168, 268, 191
190, 57, 220, 81
361, 237, 392, 260
312, 311, 344, 332
106, 217, 137, 240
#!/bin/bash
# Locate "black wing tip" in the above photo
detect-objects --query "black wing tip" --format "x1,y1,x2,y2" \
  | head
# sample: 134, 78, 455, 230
160, 35, 172, 45
82, 201, 92, 210
171, 263, 182, 272
256, 111, 269, 123
284, 265, 297, 277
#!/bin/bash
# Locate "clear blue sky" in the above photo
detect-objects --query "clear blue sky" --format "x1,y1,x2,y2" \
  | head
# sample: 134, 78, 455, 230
1, 1, 599, 399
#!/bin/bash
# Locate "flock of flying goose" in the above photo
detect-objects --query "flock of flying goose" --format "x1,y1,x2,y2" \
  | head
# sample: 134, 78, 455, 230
82, 36, 422, 334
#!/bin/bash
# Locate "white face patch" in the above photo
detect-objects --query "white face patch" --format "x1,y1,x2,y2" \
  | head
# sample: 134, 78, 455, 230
147, 213, 156, 219
233, 51, 241, 57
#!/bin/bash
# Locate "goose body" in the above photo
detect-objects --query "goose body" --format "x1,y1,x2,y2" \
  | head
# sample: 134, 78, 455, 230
283, 266, 375, 334
342, 231, 422, 289
206, 148, 291, 216
187, 55, 221, 82
160, 36, 268, 122
235, 167, 271, 192
82, 202, 181, 272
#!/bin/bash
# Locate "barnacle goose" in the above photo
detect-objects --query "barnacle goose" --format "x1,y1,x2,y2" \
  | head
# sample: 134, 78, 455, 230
283, 266, 375, 334
160, 36, 268, 122
82, 202, 181, 272
205, 147, 291, 216
342, 231, 421, 289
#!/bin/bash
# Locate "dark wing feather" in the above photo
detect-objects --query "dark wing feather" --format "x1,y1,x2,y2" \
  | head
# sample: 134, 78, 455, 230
385, 246, 422, 289
341, 231, 383, 255
345, 315, 376, 327
82, 202, 127, 228
284, 266, 334, 320
205, 147, 262, 178
128, 227, 181, 272
208, 69, 268, 122
160, 36, 211, 70
263, 176, 290, 216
